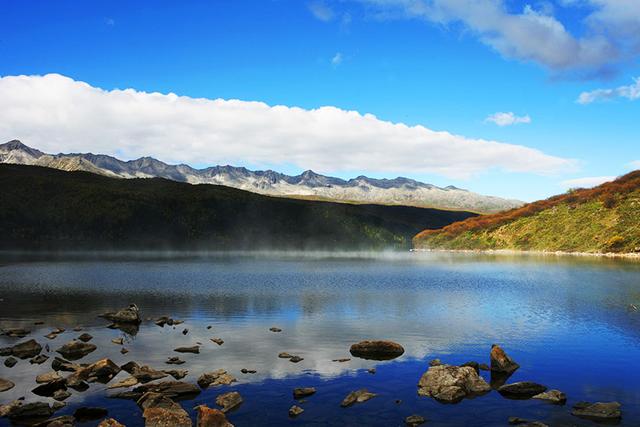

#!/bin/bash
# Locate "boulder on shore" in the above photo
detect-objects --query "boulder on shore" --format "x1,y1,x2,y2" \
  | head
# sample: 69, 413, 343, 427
498, 382, 547, 399
417, 364, 491, 403
490, 344, 519, 374
572, 401, 622, 422
350, 340, 404, 361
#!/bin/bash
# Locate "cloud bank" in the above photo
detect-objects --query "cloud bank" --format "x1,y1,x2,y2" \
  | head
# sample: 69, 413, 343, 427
358, 0, 640, 75
485, 112, 531, 127
561, 175, 616, 188
0, 74, 573, 179
577, 77, 640, 104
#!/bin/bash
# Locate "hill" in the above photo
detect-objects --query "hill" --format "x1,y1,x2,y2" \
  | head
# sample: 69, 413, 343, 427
413, 171, 640, 254
0, 164, 476, 251
0, 140, 523, 213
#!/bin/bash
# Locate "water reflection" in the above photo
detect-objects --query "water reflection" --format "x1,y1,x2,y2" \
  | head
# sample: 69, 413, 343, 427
0, 252, 639, 426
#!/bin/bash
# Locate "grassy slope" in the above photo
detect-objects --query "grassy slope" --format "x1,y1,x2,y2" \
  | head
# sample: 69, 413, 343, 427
414, 171, 640, 254
0, 164, 476, 251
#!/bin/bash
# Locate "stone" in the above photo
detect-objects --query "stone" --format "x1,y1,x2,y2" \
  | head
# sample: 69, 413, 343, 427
166, 356, 186, 365
332, 358, 351, 362
56, 340, 97, 360
108, 376, 139, 389
101, 304, 141, 324
429, 359, 442, 366
51, 357, 80, 372
196, 405, 235, 427
34, 415, 75, 426
532, 389, 567, 405
289, 355, 304, 363
30, 354, 49, 364
216, 391, 243, 412
4, 401, 64, 421
211, 338, 224, 345
498, 382, 547, 399
460, 361, 479, 373
4, 357, 17, 367
405, 415, 426, 426
36, 371, 62, 383
269, 327, 282, 332
111, 338, 124, 345
2, 328, 30, 338
341, 389, 377, 407
571, 401, 622, 422
417, 364, 491, 403
32, 379, 67, 397
508, 417, 549, 426
479, 363, 490, 371
368, 368, 376, 374
9, 339, 42, 359
52, 389, 72, 402
240, 369, 256, 374
143, 406, 192, 427
66, 358, 121, 384
293, 387, 316, 399
120, 348, 129, 354
98, 419, 126, 427
155, 316, 181, 327
198, 370, 236, 388
289, 405, 304, 417
278, 352, 293, 358
182, 328, 189, 335
490, 344, 519, 374
0, 378, 15, 392
350, 340, 405, 361
163, 369, 188, 380
128, 381, 201, 400
174, 345, 200, 354
77, 333, 93, 342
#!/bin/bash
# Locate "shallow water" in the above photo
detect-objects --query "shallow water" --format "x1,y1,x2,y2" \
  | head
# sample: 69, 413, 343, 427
0, 252, 639, 426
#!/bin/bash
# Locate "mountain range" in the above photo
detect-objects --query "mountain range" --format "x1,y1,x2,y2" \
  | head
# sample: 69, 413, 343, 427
0, 140, 522, 213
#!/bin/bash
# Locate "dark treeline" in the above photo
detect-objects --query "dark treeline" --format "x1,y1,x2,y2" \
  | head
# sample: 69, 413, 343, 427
0, 164, 476, 250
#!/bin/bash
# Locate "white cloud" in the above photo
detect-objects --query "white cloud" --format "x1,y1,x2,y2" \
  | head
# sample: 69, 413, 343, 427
358, 0, 640, 75
485, 112, 531, 127
577, 77, 640, 104
629, 160, 640, 169
331, 52, 343, 66
0, 74, 575, 179
308, 1, 335, 22
561, 175, 616, 188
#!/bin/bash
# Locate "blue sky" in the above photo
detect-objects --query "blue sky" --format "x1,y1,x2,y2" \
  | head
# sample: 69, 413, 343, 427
0, 0, 638, 201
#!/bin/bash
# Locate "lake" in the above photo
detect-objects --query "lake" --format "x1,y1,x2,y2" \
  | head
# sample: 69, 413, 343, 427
1, 251, 639, 426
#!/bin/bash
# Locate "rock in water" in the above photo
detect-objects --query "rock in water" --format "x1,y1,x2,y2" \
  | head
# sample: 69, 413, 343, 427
56, 341, 97, 360
36, 371, 62, 384
532, 389, 567, 405
8, 339, 42, 359
0, 378, 15, 392
77, 333, 93, 342
30, 354, 49, 364
498, 382, 547, 399
490, 344, 519, 374
1, 328, 30, 338
196, 405, 235, 427
508, 417, 548, 426
141, 394, 192, 427
216, 391, 243, 412
417, 364, 491, 403
572, 401, 622, 422
293, 387, 316, 399
349, 340, 405, 360
174, 345, 200, 354
4, 401, 64, 421
73, 407, 108, 422
269, 327, 282, 332
101, 304, 141, 324
289, 405, 304, 417
4, 357, 17, 368
198, 370, 237, 388
341, 389, 377, 407
98, 419, 126, 427
211, 338, 224, 346
289, 355, 304, 363
163, 369, 188, 380
405, 415, 427, 426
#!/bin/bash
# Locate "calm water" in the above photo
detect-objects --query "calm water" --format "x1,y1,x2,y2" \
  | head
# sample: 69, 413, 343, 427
0, 252, 639, 426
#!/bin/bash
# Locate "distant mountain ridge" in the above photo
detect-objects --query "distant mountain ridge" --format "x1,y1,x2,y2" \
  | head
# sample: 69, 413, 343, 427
0, 140, 523, 212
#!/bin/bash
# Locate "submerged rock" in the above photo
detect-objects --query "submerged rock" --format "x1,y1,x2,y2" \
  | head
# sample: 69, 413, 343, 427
33, 414, 75, 426
498, 382, 547, 399
490, 344, 519, 374
532, 389, 566, 405
341, 389, 377, 407
56, 340, 97, 360
293, 387, 316, 399
350, 340, 405, 360
417, 364, 491, 403
166, 356, 186, 365
216, 391, 243, 412
155, 316, 181, 327
571, 401, 622, 422
289, 405, 304, 417
77, 333, 93, 342
196, 405, 235, 427
289, 356, 304, 363
508, 417, 548, 426
0, 378, 15, 392
2, 328, 30, 338
163, 369, 188, 380
30, 354, 49, 365
101, 304, 141, 324
3, 401, 65, 421
174, 345, 200, 354
198, 370, 236, 388
405, 415, 427, 426
4, 357, 17, 368
211, 338, 224, 346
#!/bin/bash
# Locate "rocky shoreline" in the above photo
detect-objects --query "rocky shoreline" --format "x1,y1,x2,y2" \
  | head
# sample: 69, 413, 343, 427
412, 248, 640, 261
0, 305, 626, 426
